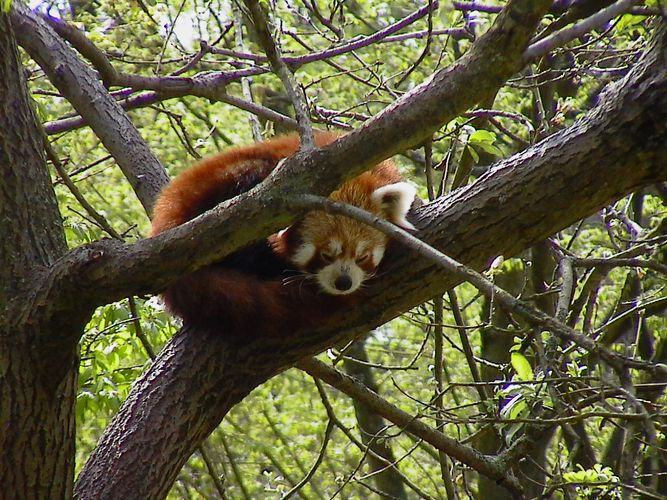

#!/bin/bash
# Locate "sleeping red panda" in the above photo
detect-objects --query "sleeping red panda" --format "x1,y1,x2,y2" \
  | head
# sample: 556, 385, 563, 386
150, 131, 416, 338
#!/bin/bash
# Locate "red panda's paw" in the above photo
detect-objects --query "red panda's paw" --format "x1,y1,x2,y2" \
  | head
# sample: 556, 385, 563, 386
371, 182, 418, 231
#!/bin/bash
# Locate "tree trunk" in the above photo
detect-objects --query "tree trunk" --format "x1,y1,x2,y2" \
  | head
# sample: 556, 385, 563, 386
0, 16, 76, 499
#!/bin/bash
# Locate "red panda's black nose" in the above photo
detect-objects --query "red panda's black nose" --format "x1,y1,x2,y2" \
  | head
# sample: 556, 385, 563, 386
334, 275, 353, 292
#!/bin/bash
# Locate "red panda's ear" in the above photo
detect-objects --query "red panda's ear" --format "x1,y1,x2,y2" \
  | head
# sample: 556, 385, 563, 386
270, 224, 314, 265
371, 182, 418, 230
268, 227, 293, 259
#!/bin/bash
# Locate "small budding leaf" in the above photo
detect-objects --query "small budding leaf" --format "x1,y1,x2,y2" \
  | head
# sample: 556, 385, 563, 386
511, 352, 534, 381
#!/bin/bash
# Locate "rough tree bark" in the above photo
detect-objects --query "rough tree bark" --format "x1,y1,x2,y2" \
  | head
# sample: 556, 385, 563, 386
73, 23, 667, 499
0, 15, 77, 499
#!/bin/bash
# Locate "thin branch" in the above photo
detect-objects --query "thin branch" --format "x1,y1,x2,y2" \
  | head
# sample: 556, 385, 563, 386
44, 90, 298, 136
232, 2, 263, 142
448, 289, 489, 400
524, 0, 640, 61
555, 257, 575, 323
242, 0, 314, 149
571, 256, 667, 275
198, 443, 226, 498
44, 139, 122, 240
211, 1, 442, 68
593, 295, 667, 338
220, 435, 251, 500
281, 418, 335, 499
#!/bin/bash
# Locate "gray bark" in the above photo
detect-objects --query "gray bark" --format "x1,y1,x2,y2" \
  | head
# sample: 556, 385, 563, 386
0, 15, 77, 499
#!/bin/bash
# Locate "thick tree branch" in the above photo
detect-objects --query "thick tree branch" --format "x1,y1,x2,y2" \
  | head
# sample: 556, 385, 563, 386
10, 1, 168, 212
0, 15, 76, 497
0, 17, 66, 281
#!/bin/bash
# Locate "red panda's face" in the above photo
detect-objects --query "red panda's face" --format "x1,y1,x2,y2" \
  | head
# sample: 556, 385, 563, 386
290, 220, 389, 295
285, 180, 417, 295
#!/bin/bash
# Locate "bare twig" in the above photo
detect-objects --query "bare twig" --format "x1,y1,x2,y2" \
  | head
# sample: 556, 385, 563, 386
555, 257, 575, 323
524, 0, 640, 61
242, 0, 314, 149
232, 2, 263, 142
281, 418, 335, 499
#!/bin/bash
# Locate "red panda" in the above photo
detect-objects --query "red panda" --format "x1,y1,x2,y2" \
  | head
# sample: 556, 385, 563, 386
150, 132, 416, 338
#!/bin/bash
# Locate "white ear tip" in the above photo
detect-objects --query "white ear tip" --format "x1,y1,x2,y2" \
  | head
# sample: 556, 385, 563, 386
371, 182, 417, 204
372, 182, 417, 230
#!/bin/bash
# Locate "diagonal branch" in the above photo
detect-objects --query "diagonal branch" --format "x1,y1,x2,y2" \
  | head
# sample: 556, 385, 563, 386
10, 1, 168, 212
524, 0, 641, 61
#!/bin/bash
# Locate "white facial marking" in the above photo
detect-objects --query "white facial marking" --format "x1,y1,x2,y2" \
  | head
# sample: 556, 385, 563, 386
328, 239, 343, 256
316, 259, 365, 295
371, 182, 417, 230
291, 242, 316, 267
371, 246, 385, 267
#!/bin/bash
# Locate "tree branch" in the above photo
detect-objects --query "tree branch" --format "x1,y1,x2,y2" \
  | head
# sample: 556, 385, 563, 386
10, 1, 168, 212
524, 0, 641, 61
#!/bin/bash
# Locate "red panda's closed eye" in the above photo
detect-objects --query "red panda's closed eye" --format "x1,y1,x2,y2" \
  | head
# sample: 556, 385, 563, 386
320, 251, 335, 263
355, 253, 371, 264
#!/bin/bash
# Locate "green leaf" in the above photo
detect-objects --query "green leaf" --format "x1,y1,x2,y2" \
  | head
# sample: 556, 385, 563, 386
616, 14, 645, 32
472, 140, 503, 157
511, 352, 533, 381
506, 397, 528, 420
468, 129, 496, 143
1, 0, 11, 14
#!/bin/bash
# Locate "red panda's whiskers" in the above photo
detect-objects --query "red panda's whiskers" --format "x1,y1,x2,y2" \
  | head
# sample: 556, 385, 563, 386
281, 271, 314, 287
370, 268, 389, 279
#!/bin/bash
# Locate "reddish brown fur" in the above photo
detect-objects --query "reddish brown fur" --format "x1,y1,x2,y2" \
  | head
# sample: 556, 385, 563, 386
150, 132, 408, 339
150, 133, 344, 236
